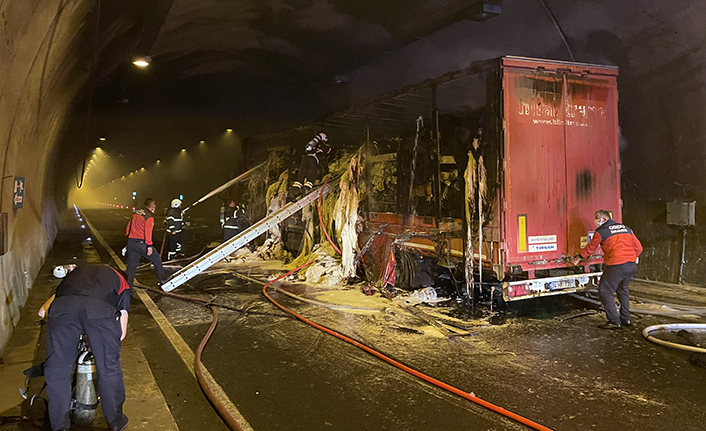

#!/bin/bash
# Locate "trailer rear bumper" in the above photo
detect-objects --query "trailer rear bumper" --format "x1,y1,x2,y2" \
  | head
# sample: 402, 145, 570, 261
503, 272, 602, 302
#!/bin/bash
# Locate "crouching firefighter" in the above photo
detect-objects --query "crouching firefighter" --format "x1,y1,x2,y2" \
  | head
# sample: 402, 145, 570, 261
166, 198, 185, 261
288, 132, 332, 201
43, 264, 131, 431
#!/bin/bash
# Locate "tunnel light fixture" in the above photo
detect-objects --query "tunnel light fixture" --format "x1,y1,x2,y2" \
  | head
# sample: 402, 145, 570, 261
226, 129, 233, 133
199, 140, 205, 144
465, 0, 502, 22
99, 137, 106, 141
181, 148, 186, 152
95, 147, 102, 150
156, 159, 161, 163
132, 56, 151, 68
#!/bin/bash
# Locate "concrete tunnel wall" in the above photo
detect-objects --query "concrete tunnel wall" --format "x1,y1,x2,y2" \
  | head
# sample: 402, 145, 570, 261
0, 0, 95, 354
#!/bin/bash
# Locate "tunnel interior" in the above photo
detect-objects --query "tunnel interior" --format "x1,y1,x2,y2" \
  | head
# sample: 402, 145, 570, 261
2, 0, 706, 351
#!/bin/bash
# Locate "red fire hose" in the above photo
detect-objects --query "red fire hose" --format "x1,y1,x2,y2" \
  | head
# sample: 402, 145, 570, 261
262, 263, 555, 431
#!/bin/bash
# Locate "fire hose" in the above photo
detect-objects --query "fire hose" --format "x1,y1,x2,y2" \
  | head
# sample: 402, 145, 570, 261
141, 260, 554, 431
643, 323, 706, 354
89, 204, 552, 430
260, 262, 555, 431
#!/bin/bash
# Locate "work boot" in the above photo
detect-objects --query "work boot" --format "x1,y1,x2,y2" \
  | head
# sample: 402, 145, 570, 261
302, 184, 312, 195
109, 414, 129, 431
287, 186, 301, 203
621, 319, 632, 327
597, 321, 622, 330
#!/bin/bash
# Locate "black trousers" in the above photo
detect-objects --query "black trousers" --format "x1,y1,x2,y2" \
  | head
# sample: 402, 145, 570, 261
223, 225, 241, 241
125, 238, 166, 287
598, 261, 638, 324
294, 154, 319, 189
45, 296, 125, 431
167, 232, 183, 260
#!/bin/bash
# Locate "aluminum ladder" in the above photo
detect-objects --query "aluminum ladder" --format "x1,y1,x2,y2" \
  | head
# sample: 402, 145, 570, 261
160, 178, 339, 292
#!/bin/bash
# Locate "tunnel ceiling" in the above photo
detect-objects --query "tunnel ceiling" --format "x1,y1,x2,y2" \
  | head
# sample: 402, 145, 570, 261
73, 0, 704, 165
93, 0, 472, 119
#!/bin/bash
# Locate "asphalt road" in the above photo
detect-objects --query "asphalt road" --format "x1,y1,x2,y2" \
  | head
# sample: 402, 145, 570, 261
84, 208, 706, 431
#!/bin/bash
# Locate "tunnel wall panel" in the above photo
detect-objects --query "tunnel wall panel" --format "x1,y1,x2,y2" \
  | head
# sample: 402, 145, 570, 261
0, 0, 92, 354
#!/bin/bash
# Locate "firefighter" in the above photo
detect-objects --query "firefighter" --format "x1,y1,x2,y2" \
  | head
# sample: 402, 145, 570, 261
288, 132, 332, 201
166, 198, 185, 261
571, 210, 643, 329
125, 197, 166, 287
223, 200, 249, 241
43, 264, 131, 431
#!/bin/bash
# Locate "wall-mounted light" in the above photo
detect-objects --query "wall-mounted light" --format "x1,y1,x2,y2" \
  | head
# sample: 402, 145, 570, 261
181, 148, 186, 152
465, 0, 502, 22
132, 56, 151, 68
99, 137, 106, 141
226, 129, 233, 133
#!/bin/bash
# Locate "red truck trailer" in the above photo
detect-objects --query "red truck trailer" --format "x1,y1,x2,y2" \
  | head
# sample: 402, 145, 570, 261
496, 57, 619, 300
356, 56, 620, 302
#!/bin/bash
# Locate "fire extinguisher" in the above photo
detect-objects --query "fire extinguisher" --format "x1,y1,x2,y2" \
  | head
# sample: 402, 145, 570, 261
71, 337, 98, 426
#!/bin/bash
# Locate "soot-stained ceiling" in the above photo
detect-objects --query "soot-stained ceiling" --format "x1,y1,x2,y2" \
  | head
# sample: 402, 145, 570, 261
91, 0, 473, 127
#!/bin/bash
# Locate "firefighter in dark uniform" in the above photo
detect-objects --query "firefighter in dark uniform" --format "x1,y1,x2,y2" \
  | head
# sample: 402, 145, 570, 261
222, 200, 249, 241
288, 132, 332, 200
571, 209, 643, 329
125, 197, 166, 287
166, 198, 185, 261
43, 264, 131, 431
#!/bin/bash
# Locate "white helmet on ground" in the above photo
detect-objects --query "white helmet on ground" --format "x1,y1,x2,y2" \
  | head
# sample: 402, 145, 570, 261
53, 264, 77, 278
171, 199, 182, 208
53, 265, 67, 278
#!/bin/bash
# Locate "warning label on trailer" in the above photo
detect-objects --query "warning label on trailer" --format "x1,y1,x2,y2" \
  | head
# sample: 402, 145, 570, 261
529, 243, 558, 253
528, 235, 557, 244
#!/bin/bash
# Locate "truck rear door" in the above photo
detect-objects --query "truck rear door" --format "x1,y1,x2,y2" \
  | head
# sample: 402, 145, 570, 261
500, 57, 620, 272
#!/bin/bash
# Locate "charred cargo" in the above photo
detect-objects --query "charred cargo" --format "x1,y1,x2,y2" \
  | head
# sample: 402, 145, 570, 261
354, 56, 618, 302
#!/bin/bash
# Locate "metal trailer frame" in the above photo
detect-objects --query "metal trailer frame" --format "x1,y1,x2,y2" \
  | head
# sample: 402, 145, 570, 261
237, 56, 621, 302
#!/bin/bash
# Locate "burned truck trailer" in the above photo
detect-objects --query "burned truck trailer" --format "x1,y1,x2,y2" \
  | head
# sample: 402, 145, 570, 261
355, 56, 620, 302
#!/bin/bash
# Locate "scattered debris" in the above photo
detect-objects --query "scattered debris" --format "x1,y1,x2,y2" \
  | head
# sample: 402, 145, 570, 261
301, 245, 344, 286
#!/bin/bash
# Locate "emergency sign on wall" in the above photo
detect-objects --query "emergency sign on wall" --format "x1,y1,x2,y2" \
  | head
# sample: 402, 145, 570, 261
13, 177, 25, 210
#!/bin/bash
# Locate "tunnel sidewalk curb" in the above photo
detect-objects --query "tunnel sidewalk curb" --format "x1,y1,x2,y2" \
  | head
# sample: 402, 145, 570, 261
630, 278, 706, 306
